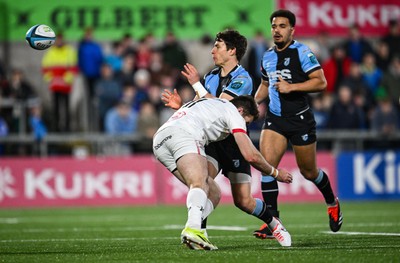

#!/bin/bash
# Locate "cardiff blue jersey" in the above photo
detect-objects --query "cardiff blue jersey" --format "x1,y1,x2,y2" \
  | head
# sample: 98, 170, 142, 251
261, 40, 321, 117
203, 65, 253, 97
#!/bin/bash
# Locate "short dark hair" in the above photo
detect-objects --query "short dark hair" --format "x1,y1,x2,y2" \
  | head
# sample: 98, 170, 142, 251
230, 95, 259, 120
270, 9, 296, 27
215, 29, 247, 62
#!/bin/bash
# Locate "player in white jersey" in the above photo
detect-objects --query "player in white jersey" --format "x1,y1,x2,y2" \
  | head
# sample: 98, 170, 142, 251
153, 96, 293, 250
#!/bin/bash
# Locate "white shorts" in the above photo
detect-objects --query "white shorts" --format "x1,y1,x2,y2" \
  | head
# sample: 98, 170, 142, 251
153, 127, 206, 172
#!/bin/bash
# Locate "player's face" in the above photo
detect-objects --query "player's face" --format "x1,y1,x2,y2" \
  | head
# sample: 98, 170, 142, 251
271, 17, 294, 49
211, 40, 231, 67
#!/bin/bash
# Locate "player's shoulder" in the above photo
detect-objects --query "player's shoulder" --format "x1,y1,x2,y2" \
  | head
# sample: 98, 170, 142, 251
290, 40, 312, 53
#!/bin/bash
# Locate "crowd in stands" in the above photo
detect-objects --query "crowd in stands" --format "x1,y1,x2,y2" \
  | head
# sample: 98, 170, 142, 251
0, 20, 400, 155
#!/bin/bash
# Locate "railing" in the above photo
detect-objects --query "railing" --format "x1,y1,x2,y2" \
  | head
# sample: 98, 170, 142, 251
0, 130, 399, 157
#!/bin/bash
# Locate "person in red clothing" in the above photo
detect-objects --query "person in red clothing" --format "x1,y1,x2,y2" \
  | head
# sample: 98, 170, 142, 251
42, 33, 78, 132
322, 45, 352, 93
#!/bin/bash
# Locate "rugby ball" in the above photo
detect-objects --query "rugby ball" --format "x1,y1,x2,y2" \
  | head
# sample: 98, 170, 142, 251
25, 24, 56, 50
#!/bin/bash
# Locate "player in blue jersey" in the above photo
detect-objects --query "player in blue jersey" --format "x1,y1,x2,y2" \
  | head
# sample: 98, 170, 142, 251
162, 29, 293, 244
253, 9, 343, 239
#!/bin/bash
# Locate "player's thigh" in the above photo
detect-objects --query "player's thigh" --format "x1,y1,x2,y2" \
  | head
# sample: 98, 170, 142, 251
292, 143, 318, 180
176, 153, 209, 189
259, 129, 288, 166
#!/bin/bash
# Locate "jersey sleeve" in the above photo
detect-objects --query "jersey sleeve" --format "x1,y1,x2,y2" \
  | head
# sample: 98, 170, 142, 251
224, 75, 253, 97
298, 44, 321, 74
225, 105, 247, 134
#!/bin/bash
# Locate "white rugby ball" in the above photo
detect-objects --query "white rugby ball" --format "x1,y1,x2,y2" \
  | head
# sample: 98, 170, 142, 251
25, 24, 56, 50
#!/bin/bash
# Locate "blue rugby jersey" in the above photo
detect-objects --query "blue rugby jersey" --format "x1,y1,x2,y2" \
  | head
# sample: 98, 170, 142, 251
203, 65, 253, 98
261, 40, 321, 117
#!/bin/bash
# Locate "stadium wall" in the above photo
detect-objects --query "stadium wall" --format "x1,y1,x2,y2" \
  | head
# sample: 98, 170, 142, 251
1, 151, 399, 208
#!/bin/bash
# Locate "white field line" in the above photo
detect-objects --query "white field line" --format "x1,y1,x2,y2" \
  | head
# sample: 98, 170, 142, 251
321, 231, 400, 237
1, 222, 399, 233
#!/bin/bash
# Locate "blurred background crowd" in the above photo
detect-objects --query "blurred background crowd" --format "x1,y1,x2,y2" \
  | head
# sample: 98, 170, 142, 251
0, 20, 399, 156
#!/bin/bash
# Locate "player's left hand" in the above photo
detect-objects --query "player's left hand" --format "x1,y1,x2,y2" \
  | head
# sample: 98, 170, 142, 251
161, 89, 182, 110
181, 63, 200, 85
274, 76, 292, 94
275, 168, 293, 184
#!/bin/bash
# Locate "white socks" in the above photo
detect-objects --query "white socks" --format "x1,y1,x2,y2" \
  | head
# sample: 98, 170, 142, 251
202, 198, 214, 220
185, 188, 207, 229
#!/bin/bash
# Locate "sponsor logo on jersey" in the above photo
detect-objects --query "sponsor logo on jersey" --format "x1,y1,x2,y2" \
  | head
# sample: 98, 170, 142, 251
267, 69, 292, 80
307, 53, 318, 64
233, 159, 240, 168
231, 81, 244, 89
284, 57, 290, 66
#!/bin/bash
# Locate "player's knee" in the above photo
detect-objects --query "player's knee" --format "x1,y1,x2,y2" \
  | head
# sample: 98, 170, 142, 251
300, 168, 318, 180
233, 196, 253, 213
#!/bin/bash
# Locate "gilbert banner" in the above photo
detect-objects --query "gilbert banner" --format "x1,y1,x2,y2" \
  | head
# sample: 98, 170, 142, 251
1, 0, 274, 41
277, 0, 400, 37
0, 153, 336, 207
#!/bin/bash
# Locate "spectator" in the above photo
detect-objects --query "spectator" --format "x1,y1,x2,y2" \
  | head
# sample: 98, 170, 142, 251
375, 41, 391, 71
95, 63, 122, 131
381, 19, 400, 62
0, 114, 8, 155
104, 99, 138, 155
120, 33, 137, 57
29, 103, 48, 156
380, 55, 400, 111
370, 88, 399, 135
160, 31, 188, 72
132, 69, 151, 111
137, 100, 159, 140
78, 27, 104, 101
360, 52, 383, 97
342, 24, 374, 64
135, 37, 153, 70
341, 62, 375, 107
105, 41, 125, 73
313, 30, 332, 63
1, 69, 37, 133
42, 32, 78, 132
311, 93, 329, 130
322, 46, 352, 93
115, 54, 136, 86
104, 99, 138, 135
327, 85, 366, 130
245, 30, 269, 88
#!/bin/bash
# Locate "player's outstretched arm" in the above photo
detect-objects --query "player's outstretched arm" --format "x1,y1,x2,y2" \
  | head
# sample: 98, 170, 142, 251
233, 132, 293, 183
161, 89, 182, 110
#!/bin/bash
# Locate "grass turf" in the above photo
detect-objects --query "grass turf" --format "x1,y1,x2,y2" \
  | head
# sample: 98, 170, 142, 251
0, 201, 399, 263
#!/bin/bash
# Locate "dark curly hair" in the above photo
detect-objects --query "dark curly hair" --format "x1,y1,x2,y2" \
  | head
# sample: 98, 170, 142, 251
270, 9, 296, 27
230, 95, 259, 120
215, 29, 247, 62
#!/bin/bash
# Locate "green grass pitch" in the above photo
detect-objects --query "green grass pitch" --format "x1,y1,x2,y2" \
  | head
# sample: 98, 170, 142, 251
1, 201, 399, 263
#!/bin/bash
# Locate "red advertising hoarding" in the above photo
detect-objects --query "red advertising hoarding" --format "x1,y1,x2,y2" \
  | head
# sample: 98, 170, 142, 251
0, 153, 336, 207
277, 0, 400, 37
0, 156, 159, 207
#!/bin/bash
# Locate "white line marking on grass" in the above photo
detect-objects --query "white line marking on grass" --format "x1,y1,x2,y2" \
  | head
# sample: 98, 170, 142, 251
321, 231, 400, 236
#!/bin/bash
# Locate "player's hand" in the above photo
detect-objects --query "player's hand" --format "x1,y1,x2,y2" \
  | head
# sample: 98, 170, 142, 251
181, 63, 200, 85
275, 168, 293, 184
161, 89, 182, 110
274, 76, 292, 94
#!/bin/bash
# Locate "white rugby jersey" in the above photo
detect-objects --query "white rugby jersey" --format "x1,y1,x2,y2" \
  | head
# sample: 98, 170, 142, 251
158, 98, 247, 144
